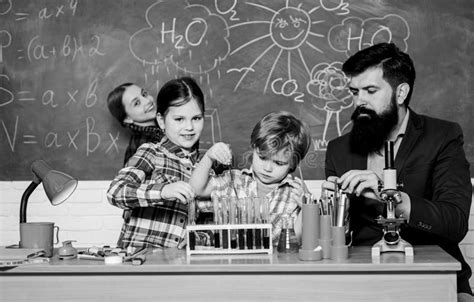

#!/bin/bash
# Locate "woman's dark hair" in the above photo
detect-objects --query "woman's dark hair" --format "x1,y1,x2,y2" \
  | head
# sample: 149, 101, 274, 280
107, 82, 133, 125
156, 77, 205, 116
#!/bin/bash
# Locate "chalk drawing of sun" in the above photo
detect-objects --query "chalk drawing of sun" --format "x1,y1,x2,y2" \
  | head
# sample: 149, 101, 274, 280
227, 1, 328, 100
271, 5, 313, 50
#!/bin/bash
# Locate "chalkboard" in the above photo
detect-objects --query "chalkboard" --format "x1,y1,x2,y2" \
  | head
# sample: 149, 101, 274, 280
1, 0, 473, 180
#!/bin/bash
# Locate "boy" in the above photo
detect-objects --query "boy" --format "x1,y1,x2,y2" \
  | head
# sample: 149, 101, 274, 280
190, 111, 311, 246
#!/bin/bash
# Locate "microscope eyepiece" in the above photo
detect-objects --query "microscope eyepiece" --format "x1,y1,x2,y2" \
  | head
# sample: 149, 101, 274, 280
384, 141, 394, 169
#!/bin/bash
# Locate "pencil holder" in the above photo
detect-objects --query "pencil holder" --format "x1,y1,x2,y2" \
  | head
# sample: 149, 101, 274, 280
330, 226, 348, 261
331, 226, 346, 246
301, 203, 320, 249
319, 214, 332, 259
298, 203, 322, 261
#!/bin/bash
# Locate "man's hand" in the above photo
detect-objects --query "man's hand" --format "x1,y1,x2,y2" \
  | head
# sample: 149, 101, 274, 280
323, 170, 381, 201
324, 171, 411, 220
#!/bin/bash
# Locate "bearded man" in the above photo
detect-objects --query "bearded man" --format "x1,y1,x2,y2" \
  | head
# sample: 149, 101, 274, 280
323, 42, 472, 300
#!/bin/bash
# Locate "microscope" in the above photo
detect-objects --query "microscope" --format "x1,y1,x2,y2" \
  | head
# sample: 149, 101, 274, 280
371, 141, 413, 257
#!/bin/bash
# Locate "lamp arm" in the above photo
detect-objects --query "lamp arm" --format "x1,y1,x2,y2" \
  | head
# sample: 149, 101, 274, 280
20, 181, 40, 224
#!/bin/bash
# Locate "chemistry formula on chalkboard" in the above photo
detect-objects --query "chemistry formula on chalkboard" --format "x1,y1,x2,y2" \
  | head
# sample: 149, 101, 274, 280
0, 0, 472, 180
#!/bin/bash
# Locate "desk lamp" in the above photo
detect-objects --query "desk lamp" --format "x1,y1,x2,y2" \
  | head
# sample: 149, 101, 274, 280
19, 160, 78, 223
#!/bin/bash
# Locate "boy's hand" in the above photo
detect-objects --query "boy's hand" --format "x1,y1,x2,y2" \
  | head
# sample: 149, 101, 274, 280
292, 177, 310, 207
205, 142, 232, 165
161, 181, 195, 204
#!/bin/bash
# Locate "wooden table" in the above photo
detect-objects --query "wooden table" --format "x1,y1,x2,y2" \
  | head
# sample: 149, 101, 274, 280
0, 245, 459, 302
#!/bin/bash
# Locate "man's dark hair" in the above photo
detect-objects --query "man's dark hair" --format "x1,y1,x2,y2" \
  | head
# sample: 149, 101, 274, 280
342, 43, 416, 107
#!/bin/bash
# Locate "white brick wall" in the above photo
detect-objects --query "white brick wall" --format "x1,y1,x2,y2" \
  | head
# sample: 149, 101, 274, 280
1, 180, 473, 288
0, 181, 123, 247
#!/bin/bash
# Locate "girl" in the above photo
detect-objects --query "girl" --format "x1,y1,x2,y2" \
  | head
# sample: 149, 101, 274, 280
107, 77, 205, 248
107, 83, 164, 165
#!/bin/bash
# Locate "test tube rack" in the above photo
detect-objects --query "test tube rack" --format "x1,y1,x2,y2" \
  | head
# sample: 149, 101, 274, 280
186, 223, 273, 256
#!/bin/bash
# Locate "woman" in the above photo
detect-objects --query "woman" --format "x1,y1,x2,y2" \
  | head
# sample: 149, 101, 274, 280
107, 83, 164, 165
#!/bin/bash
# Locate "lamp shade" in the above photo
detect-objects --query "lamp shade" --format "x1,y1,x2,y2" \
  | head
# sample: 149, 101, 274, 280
20, 160, 78, 223
32, 160, 78, 206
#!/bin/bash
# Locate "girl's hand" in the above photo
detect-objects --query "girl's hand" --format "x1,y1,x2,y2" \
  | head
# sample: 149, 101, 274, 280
161, 181, 195, 204
205, 142, 232, 165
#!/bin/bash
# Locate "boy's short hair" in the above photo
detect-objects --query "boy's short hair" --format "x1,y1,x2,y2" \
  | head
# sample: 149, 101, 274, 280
250, 111, 311, 173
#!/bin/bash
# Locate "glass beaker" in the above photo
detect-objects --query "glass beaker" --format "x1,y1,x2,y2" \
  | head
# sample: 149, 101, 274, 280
277, 214, 299, 253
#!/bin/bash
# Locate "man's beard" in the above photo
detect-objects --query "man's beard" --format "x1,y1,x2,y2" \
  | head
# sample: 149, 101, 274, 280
349, 94, 399, 155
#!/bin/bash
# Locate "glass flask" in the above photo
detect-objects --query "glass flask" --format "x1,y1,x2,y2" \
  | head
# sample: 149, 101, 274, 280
277, 214, 299, 253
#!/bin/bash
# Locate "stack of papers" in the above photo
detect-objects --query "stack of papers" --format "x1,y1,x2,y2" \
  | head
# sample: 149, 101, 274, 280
0, 247, 46, 266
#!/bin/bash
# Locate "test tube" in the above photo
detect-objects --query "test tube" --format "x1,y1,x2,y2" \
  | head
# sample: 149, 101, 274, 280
221, 196, 229, 249
253, 197, 262, 249
261, 199, 270, 249
229, 197, 238, 249
237, 198, 246, 250
188, 198, 196, 250
246, 197, 254, 250
212, 193, 220, 248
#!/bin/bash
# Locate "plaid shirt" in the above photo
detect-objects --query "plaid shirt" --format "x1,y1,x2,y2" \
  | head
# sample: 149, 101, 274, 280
107, 137, 199, 248
210, 168, 304, 246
